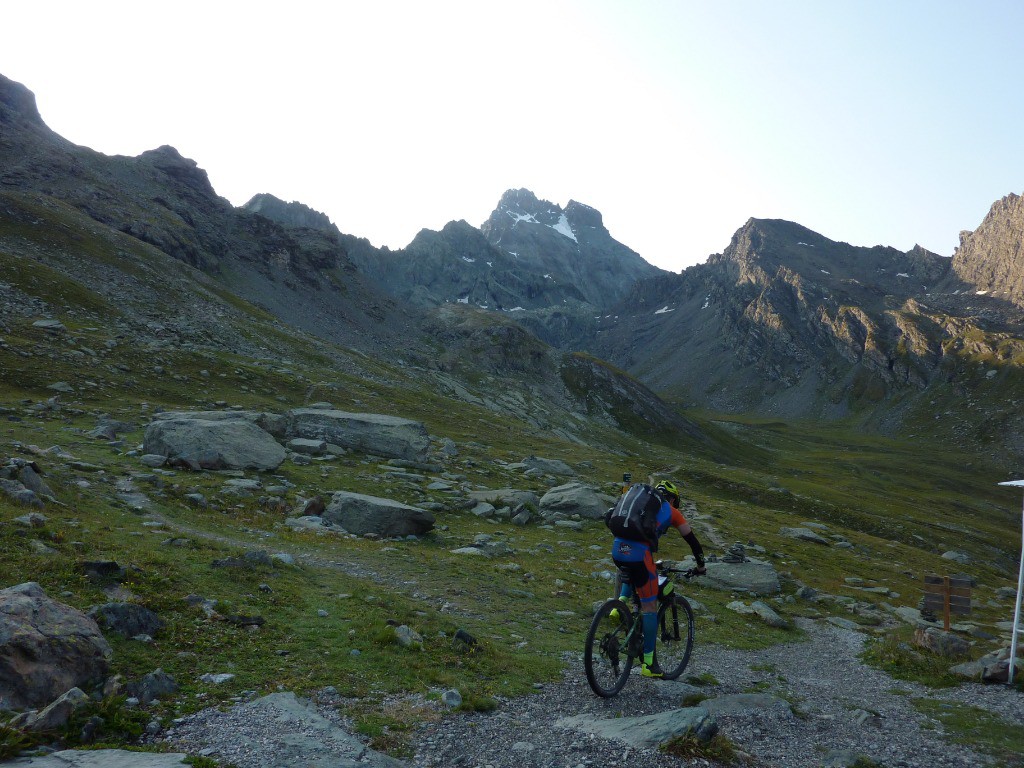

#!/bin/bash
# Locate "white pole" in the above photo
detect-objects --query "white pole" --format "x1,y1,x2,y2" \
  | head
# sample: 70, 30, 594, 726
1010, 492, 1024, 685
998, 481, 1024, 686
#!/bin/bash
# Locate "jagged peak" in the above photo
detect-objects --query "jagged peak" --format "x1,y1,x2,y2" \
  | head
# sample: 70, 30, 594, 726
0, 73, 43, 125
243, 193, 336, 232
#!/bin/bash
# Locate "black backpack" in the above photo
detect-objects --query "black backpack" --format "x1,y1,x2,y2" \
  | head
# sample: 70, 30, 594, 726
605, 483, 663, 550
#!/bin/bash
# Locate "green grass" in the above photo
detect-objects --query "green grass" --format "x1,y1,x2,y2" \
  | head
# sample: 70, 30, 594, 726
860, 628, 964, 688
913, 698, 1024, 766
661, 732, 748, 764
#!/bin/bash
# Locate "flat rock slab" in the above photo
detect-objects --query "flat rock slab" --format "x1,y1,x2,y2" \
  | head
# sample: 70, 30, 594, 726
700, 693, 794, 717
556, 706, 717, 748
161, 691, 404, 768
286, 409, 429, 462
1, 750, 190, 767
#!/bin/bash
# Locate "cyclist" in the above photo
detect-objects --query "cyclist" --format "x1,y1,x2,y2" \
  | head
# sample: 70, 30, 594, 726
611, 479, 706, 678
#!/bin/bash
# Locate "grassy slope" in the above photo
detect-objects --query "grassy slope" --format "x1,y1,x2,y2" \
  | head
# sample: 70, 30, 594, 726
1, 200, 1022, 760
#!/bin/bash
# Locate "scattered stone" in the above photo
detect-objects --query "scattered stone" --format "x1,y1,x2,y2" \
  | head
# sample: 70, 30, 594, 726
88, 602, 164, 639
827, 616, 862, 631
287, 437, 328, 455
779, 527, 831, 545
198, 673, 236, 684
441, 689, 462, 708
128, 668, 179, 704
750, 600, 789, 628
395, 625, 424, 649
32, 319, 67, 332
823, 748, 874, 768
26, 687, 90, 732
941, 550, 971, 564
913, 626, 970, 658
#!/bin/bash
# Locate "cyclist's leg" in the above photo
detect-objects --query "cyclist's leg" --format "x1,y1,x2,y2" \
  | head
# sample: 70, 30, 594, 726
635, 550, 662, 676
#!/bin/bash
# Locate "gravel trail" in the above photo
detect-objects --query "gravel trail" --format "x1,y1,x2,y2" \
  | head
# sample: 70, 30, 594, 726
158, 618, 1023, 768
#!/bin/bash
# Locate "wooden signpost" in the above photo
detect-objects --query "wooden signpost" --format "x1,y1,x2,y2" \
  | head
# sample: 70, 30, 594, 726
922, 575, 972, 631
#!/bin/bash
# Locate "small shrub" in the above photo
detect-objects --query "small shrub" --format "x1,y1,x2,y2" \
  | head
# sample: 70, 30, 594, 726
661, 733, 746, 764
686, 672, 720, 686
457, 694, 498, 713
0, 725, 33, 761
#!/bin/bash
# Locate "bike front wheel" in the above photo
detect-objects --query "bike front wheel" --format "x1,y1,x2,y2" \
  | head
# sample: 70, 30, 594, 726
654, 595, 694, 680
584, 599, 634, 697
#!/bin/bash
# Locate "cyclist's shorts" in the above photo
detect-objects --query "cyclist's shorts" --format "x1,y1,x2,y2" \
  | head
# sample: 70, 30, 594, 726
612, 544, 657, 606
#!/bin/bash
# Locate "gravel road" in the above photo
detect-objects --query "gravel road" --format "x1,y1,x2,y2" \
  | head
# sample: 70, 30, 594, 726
158, 618, 1024, 768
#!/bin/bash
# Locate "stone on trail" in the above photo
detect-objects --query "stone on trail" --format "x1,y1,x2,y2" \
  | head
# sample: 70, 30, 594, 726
700, 693, 794, 717
556, 707, 718, 749
2, 749, 191, 766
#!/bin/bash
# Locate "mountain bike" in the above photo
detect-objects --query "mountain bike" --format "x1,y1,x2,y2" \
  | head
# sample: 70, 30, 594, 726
584, 562, 698, 697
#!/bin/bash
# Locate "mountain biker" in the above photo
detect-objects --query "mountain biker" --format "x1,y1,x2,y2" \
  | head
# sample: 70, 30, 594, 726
610, 479, 706, 678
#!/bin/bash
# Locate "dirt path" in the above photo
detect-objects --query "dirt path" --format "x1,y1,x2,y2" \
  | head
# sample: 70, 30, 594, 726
149, 507, 1023, 767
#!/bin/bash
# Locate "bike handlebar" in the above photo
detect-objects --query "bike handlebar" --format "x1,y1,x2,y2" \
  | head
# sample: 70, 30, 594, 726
657, 564, 703, 579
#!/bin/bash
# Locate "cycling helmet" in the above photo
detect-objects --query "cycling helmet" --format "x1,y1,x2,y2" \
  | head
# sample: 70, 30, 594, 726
655, 480, 680, 505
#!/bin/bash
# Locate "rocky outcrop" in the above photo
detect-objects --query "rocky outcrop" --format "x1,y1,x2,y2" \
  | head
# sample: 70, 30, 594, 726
952, 193, 1024, 305
0, 582, 112, 710
243, 194, 337, 232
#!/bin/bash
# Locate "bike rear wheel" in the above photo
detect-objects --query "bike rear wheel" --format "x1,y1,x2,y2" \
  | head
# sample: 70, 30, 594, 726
654, 595, 694, 680
584, 599, 635, 697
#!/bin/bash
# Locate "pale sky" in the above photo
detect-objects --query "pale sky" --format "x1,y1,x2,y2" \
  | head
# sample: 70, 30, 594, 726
3, 1, 1023, 271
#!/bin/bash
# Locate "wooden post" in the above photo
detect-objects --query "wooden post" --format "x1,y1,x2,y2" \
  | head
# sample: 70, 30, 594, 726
923, 575, 971, 631
943, 576, 951, 631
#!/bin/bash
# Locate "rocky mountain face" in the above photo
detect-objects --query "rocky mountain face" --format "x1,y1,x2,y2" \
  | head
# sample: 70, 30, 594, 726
0, 73, 707, 450
479, 188, 665, 307
951, 193, 1024, 306
0, 73, 416, 356
581, 215, 1024, 462
242, 194, 336, 231
342, 188, 664, 319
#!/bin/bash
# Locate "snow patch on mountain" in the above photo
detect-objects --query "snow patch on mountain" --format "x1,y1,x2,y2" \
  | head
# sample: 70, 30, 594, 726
550, 213, 578, 242
507, 211, 539, 225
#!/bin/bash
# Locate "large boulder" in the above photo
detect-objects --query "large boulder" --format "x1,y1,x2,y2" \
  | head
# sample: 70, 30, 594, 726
286, 409, 430, 462
538, 482, 614, 520
699, 559, 781, 596
144, 412, 286, 471
0, 582, 112, 710
323, 491, 435, 537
